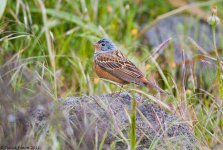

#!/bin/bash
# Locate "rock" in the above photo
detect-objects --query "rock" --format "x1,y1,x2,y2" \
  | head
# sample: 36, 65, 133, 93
31, 93, 197, 149
145, 15, 223, 63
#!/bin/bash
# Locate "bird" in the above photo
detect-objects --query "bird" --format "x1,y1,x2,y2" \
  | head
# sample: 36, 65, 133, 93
92, 38, 170, 95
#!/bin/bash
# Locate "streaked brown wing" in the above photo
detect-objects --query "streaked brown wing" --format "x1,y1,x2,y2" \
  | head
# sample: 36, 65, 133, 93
95, 50, 145, 85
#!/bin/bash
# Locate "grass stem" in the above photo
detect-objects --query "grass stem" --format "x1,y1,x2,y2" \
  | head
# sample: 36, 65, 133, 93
38, 0, 57, 99
129, 94, 137, 150
212, 25, 223, 100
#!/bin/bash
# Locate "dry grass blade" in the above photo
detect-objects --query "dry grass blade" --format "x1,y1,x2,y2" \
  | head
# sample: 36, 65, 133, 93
151, 38, 172, 59
142, 38, 172, 63
130, 89, 172, 112
37, 0, 57, 99
187, 36, 209, 55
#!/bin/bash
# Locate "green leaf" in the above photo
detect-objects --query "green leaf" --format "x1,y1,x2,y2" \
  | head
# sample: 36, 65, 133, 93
32, 8, 101, 35
45, 9, 101, 35
0, 0, 7, 19
46, 8, 84, 27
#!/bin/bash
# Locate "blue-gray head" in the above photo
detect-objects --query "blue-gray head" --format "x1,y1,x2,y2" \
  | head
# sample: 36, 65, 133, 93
93, 38, 117, 53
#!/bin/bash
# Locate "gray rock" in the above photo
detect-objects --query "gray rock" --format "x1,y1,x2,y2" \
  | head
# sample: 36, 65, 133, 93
145, 15, 223, 63
30, 93, 197, 149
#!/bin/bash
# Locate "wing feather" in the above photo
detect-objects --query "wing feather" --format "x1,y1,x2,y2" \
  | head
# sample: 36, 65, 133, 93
95, 50, 145, 85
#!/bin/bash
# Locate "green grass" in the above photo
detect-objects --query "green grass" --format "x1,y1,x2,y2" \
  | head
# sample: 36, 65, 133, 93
0, 0, 223, 149
129, 94, 137, 150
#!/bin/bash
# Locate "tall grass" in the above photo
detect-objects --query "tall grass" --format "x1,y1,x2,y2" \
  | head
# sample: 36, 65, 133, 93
0, 0, 223, 149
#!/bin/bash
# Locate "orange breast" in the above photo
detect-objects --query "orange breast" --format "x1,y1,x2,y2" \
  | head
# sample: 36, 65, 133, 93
93, 62, 129, 85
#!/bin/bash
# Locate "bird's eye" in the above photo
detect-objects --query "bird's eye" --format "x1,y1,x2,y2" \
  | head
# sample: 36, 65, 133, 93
101, 43, 105, 46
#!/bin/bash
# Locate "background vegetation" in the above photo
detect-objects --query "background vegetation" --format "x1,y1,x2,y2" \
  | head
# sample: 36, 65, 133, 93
0, 0, 223, 149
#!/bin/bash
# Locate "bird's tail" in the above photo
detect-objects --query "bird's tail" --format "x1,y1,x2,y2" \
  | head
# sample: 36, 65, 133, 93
146, 80, 171, 95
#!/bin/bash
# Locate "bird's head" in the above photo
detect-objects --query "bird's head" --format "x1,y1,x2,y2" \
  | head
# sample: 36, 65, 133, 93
93, 38, 117, 53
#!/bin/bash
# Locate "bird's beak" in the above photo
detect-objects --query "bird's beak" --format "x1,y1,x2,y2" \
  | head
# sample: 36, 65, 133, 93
92, 42, 100, 51
92, 42, 100, 49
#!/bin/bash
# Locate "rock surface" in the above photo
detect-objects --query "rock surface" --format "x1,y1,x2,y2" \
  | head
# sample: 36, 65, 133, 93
31, 92, 197, 149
